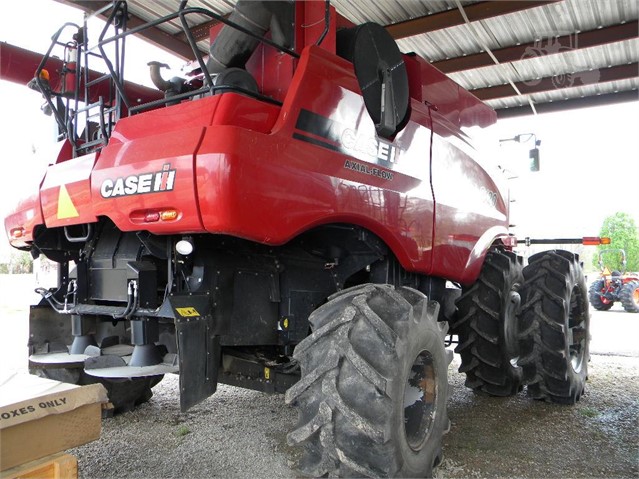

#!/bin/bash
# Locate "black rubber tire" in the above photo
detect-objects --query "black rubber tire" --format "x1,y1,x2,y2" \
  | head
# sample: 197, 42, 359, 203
620, 280, 639, 313
518, 250, 590, 404
452, 249, 524, 396
31, 367, 163, 414
286, 284, 451, 478
588, 279, 614, 311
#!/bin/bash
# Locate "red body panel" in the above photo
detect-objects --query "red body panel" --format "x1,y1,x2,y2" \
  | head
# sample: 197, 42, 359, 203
40, 153, 99, 228
404, 54, 496, 129
5, 44, 506, 285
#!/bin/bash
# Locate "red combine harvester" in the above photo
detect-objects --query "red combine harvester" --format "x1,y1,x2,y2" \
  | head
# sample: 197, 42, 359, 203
3, 1, 597, 476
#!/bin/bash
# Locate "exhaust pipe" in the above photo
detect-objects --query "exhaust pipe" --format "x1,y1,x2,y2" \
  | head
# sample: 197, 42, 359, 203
148, 61, 190, 103
148, 61, 171, 91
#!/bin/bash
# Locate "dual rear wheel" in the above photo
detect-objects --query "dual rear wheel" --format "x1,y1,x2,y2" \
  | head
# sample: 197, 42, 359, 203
287, 250, 591, 477
453, 249, 589, 404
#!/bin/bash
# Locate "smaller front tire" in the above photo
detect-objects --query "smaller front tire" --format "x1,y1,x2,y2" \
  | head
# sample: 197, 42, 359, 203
620, 280, 639, 313
518, 250, 590, 404
588, 279, 614, 311
452, 249, 524, 396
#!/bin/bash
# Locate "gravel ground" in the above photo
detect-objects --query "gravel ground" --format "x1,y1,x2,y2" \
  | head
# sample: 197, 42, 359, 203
70, 353, 639, 479
2, 276, 638, 478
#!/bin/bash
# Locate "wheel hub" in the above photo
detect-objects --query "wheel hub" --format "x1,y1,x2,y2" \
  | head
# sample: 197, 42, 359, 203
503, 290, 522, 367
403, 350, 437, 450
568, 285, 587, 373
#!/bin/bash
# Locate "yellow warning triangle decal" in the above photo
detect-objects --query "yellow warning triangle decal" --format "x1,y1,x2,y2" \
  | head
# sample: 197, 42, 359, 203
57, 185, 79, 219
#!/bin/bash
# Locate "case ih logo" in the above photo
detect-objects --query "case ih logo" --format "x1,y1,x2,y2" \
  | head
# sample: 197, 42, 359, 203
293, 109, 402, 173
341, 128, 400, 164
100, 163, 176, 198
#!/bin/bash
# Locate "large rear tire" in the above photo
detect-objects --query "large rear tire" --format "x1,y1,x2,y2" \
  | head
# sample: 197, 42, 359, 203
588, 279, 614, 310
286, 284, 451, 478
518, 250, 590, 404
620, 280, 639, 313
452, 249, 524, 396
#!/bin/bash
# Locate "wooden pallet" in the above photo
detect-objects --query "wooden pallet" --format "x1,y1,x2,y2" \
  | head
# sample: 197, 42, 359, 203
1, 453, 77, 479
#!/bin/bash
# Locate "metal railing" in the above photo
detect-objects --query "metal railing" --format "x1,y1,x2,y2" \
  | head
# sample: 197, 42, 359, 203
32, 0, 307, 158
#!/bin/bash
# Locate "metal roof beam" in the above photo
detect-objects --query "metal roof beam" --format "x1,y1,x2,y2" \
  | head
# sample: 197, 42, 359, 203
495, 90, 639, 118
175, 14, 232, 43
385, 1, 557, 40
471, 63, 639, 101
434, 21, 639, 73
54, 0, 197, 60
175, 20, 217, 43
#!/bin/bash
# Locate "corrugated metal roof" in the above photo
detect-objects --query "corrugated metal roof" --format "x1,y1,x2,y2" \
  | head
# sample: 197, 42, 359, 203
59, 0, 639, 116
330, 0, 479, 26
449, 39, 638, 88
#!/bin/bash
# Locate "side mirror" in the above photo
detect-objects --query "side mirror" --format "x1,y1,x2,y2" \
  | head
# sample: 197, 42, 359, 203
529, 147, 540, 172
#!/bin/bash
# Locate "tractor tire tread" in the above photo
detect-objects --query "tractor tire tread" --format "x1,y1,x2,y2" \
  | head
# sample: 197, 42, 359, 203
588, 279, 614, 311
518, 250, 589, 404
453, 250, 524, 397
286, 284, 449, 478
619, 280, 639, 313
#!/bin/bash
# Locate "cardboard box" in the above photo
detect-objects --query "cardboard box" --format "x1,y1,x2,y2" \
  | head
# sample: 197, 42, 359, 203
0, 373, 107, 471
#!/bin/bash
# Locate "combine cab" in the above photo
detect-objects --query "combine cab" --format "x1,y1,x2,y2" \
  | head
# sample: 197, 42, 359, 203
3, 1, 594, 476
589, 249, 639, 313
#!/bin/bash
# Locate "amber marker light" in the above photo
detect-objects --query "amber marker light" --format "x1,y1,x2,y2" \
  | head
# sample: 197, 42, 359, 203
160, 209, 178, 221
582, 237, 611, 246
10, 227, 25, 239
130, 208, 179, 224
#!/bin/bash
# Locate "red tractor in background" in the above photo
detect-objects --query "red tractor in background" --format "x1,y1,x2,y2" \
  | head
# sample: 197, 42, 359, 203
3, 1, 595, 477
589, 249, 639, 313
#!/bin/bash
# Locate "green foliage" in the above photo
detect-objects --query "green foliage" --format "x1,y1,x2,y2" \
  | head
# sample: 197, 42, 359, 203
0, 251, 33, 274
595, 212, 639, 272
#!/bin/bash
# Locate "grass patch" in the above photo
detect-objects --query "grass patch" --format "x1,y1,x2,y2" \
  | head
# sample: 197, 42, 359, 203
176, 425, 191, 437
580, 407, 599, 418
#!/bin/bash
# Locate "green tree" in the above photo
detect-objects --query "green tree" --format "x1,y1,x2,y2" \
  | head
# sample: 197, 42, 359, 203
595, 212, 639, 272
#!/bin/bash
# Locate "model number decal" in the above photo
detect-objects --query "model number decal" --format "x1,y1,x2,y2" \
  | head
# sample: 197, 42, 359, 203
480, 186, 498, 208
100, 163, 176, 198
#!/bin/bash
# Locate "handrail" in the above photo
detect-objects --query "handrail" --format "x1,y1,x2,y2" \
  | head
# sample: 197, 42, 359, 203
97, 6, 300, 59
33, 1, 305, 158
33, 22, 81, 146
177, 2, 213, 88
90, 3, 300, 118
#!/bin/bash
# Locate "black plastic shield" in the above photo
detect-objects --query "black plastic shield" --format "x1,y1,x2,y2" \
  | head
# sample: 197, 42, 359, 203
176, 314, 220, 411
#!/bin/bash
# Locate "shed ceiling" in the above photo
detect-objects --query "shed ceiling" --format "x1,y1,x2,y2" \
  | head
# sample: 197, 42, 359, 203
56, 0, 639, 117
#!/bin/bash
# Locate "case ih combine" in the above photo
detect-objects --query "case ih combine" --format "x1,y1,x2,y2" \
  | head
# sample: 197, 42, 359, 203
4, 1, 594, 476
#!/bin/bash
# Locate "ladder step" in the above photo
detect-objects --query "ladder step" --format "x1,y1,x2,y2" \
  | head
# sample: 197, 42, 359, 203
86, 73, 111, 87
